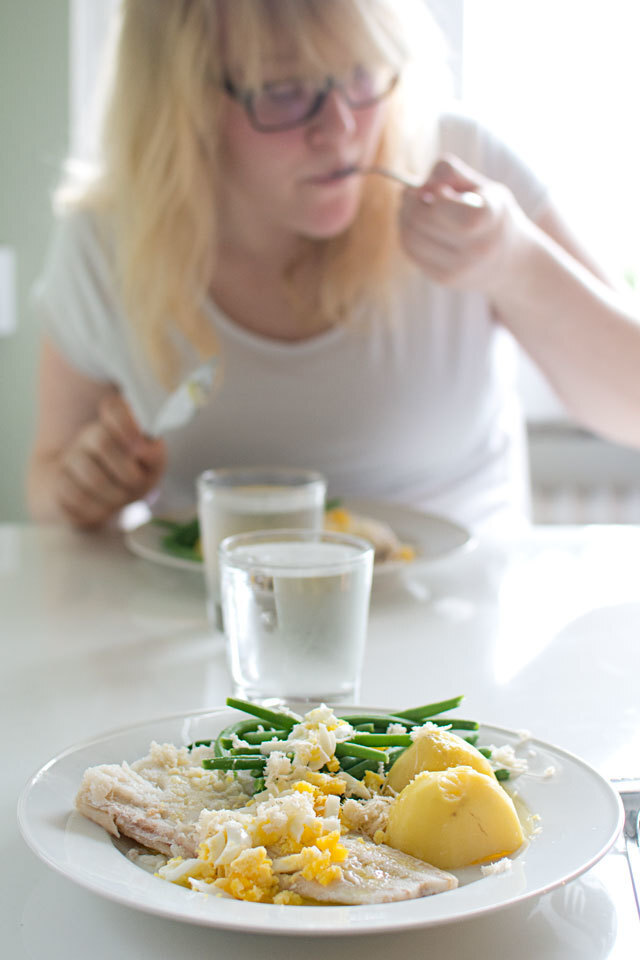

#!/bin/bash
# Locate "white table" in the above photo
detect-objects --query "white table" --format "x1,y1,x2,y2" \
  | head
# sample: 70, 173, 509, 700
3, 522, 639, 957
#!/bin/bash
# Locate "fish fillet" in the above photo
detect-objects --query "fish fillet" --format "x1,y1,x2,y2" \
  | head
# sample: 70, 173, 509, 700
279, 834, 458, 904
75, 741, 252, 858
76, 746, 458, 905
324, 510, 405, 562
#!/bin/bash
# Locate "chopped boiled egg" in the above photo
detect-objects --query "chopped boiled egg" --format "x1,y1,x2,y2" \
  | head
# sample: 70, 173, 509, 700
158, 780, 349, 903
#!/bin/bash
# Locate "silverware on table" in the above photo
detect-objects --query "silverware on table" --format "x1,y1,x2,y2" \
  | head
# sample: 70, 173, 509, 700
613, 778, 640, 917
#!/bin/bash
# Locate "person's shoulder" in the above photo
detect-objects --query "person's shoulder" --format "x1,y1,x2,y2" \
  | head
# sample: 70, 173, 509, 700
51, 204, 112, 255
43, 203, 118, 290
34, 200, 120, 320
436, 101, 549, 213
437, 101, 496, 152
437, 100, 477, 132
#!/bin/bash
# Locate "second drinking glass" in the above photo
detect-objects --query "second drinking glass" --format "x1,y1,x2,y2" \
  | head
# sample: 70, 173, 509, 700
197, 466, 327, 625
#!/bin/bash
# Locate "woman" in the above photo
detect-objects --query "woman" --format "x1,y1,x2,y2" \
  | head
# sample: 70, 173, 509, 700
28, 0, 640, 533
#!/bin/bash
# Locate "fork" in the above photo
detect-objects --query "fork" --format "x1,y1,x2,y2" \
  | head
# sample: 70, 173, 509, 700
613, 779, 640, 916
354, 164, 422, 188
353, 165, 485, 207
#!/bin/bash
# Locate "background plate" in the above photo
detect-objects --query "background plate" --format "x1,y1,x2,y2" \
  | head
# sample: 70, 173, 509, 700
17, 706, 623, 937
124, 499, 475, 577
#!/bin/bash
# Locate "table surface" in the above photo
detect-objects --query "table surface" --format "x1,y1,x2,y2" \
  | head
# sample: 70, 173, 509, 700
3, 521, 639, 958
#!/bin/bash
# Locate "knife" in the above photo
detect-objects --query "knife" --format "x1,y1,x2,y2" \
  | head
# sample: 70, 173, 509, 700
613, 778, 640, 917
148, 358, 218, 437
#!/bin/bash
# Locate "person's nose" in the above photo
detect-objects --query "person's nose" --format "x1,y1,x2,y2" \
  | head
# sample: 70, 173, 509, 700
306, 87, 357, 145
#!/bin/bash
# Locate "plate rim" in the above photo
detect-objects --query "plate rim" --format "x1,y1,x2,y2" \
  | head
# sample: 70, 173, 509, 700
124, 499, 477, 577
17, 705, 624, 937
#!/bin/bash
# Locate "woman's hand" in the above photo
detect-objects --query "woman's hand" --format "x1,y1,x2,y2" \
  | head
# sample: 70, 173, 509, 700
399, 154, 529, 297
53, 391, 166, 528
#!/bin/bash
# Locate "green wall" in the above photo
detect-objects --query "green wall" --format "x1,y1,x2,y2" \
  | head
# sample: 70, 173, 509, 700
0, 0, 69, 520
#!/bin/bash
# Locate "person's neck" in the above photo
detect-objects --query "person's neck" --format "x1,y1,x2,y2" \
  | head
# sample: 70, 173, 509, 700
210, 233, 328, 341
218, 234, 304, 275
216, 189, 304, 273
210, 188, 327, 339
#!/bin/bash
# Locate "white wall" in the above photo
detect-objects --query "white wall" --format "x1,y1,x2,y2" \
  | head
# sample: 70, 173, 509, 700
0, 0, 69, 520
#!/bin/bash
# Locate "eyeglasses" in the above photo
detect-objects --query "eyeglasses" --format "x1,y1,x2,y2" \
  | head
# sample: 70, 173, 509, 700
223, 65, 398, 133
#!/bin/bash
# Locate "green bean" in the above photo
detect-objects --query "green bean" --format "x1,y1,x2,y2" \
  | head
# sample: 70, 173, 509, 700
335, 742, 388, 762
494, 768, 510, 781
197, 697, 489, 786
478, 747, 492, 759
241, 728, 288, 742
337, 756, 362, 771
385, 745, 408, 767
160, 540, 201, 562
226, 697, 299, 730
393, 696, 464, 721
203, 756, 267, 771
219, 729, 287, 748
156, 517, 202, 561
214, 719, 273, 758
339, 714, 417, 729
428, 718, 479, 731
348, 733, 413, 747
343, 758, 382, 780
163, 517, 199, 547
151, 518, 179, 530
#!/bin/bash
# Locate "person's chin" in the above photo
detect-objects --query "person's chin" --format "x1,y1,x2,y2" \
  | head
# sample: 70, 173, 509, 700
299, 205, 359, 240
303, 222, 353, 240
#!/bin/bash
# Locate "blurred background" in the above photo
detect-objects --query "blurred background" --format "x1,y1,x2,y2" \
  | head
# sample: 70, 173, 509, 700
2, 0, 640, 523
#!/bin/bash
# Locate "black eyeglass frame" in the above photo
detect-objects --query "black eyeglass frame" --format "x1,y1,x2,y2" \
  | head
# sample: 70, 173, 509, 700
222, 72, 399, 133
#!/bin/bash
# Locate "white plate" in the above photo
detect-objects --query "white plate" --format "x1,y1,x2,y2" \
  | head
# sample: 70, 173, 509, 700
17, 706, 623, 937
125, 515, 203, 572
124, 498, 475, 576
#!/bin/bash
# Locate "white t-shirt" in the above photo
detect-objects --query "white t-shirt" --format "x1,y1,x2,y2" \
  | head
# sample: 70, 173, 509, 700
33, 107, 549, 534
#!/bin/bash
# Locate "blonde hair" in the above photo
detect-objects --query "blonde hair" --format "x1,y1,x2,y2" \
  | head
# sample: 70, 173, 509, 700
61, 0, 451, 387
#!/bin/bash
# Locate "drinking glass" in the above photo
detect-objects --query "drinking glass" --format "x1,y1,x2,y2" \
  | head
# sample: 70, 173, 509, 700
197, 467, 327, 624
219, 528, 374, 705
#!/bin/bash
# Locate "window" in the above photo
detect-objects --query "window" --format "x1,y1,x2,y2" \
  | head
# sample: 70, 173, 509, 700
462, 0, 640, 290
69, 0, 119, 160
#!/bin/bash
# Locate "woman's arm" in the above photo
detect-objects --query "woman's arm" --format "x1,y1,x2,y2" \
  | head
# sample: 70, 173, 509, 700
28, 337, 166, 526
490, 203, 640, 446
399, 155, 640, 447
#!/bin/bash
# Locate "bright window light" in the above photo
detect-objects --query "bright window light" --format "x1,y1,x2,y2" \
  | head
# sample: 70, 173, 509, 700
462, 0, 640, 288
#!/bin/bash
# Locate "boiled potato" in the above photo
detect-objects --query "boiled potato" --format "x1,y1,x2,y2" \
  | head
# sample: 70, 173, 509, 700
386, 728, 495, 793
386, 765, 524, 870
